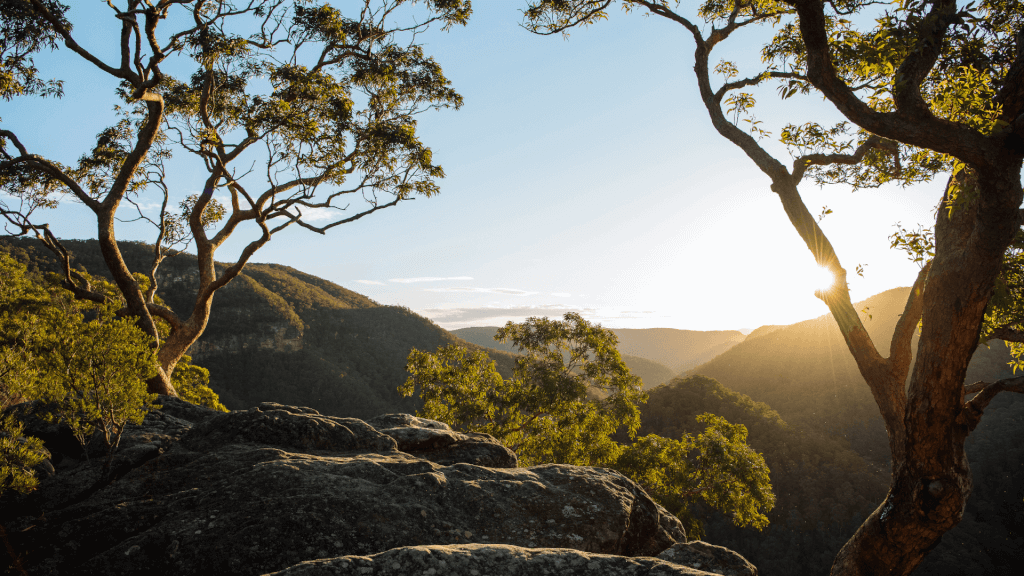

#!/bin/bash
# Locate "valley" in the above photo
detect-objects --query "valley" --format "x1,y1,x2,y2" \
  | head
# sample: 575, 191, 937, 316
3, 237, 1022, 575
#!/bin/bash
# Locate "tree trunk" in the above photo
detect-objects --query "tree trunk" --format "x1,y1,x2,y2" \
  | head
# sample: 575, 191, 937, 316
829, 167, 1022, 575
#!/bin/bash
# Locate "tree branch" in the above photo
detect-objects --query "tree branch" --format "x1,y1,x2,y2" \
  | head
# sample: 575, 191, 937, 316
960, 375, 1024, 432
792, 134, 899, 185
787, 0, 993, 164
988, 326, 1024, 343
889, 262, 931, 379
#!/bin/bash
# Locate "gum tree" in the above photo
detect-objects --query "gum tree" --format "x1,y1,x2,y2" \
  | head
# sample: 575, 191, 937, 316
403, 312, 775, 538
523, 1, 1022, 574
0, 0, 470, 395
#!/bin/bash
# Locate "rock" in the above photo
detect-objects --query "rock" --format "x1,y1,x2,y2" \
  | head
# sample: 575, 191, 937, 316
267, 543, 730, 575
1, 403, 689, 576
180, 403, 398, 453
366, 413, 518, 468
657, 541, 759, 576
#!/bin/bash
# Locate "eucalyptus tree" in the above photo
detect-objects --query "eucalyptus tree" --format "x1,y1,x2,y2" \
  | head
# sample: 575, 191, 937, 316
523, 1, 1022, 574
402, 312, 775, 538
0, 0, 470, 395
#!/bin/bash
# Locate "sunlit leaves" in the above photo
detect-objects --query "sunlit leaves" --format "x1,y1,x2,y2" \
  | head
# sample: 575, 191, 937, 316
402, 313, 775, 535
615, 415, 775, 539
0, 0, 68, 100
403, 312, 645, 466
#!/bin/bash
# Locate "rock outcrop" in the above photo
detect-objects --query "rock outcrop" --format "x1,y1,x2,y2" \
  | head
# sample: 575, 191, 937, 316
269, 543, 757, 575
1, 398, 756, 576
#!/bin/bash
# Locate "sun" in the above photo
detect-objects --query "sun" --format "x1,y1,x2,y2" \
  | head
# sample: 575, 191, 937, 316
789, 261, 837, 295
809, 265, 837, 294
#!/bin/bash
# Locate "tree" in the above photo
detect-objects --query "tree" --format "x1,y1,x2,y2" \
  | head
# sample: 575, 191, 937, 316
0, 0, 470, 395
522, 1, 1024, 574
1, 252, 162, 456
403, 312, 647, 466
402, 312, 775, 538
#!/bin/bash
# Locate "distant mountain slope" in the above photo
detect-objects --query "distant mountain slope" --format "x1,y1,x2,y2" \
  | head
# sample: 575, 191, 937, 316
688, 287, 1015, 464
642, 375, 1024, 576
611, 328, 747, 373
0, 237, 517, 418
451, 326, 675, 389
638, 375, 888, 576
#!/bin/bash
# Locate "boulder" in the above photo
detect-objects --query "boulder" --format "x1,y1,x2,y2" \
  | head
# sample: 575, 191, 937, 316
1, 399, 688, 576
365, 413, 518, 468
268, 543, 739, 575
657, 541, 759, 576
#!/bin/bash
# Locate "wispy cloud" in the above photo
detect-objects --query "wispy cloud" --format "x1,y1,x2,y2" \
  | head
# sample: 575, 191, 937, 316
389, 276, 474, 283
419, 305, 594, 324
298, 207, 341, 222
418, 305, 662, 330
356, 280, 385, 286
550, 292, 571, 298
424, 287, 536, 296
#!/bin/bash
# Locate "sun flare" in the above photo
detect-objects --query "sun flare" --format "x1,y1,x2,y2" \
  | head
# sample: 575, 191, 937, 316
809, 265, 837, 294
788, 261, 838, 295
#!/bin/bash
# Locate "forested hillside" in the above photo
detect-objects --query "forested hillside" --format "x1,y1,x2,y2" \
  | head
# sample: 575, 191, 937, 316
683, 289, 1024, 575
611, 328, 747, 373
640, 375, 1024, 575
689, 287, 1016, 465
0, 238, 517, 418
452, 326, 676, 388
637, 376, 888, 575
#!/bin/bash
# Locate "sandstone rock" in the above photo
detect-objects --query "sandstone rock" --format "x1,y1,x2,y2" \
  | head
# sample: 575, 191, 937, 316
1, 401, 687, 576
268, 543, 730, 576
365, 413, 518, 468
657, 541, 759, 576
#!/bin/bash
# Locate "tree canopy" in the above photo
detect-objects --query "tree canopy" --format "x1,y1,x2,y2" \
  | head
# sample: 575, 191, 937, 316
402, 312, 775, 538
0, 0, 470, 395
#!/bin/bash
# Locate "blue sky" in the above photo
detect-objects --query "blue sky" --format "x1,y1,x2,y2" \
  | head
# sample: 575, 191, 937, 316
1, 1, 939, 332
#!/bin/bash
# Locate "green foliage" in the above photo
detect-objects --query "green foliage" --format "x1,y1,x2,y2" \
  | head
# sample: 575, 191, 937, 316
0, 412, 47, 496
0, 251, 173, 487
31, 299, 160, 453
0, 252, 48, 407
616, 415, 775, 539
171, 355, 228, 412
403, 313, 775, 536
404, 312, 645, 467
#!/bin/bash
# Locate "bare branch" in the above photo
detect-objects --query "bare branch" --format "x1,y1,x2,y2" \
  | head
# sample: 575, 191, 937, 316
960, 375, 1024, 431
889, 262, 931, 379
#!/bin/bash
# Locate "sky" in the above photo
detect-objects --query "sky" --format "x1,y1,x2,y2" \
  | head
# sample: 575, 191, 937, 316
1, 1, 941, 332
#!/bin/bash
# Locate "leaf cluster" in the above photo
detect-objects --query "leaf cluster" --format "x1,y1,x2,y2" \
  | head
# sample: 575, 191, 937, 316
0, 0, 67, 100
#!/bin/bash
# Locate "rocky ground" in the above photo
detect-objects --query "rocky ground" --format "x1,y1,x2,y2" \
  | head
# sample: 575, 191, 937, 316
1, 398, 757, 575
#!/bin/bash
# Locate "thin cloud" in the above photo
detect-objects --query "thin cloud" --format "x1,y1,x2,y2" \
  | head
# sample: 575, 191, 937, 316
425, 287, 536, 296
297, 207, 340, 222
418, 305, 668, 330
389, 276, 474, 283
420, 305, 594, 324
356, 280, 385, 286
550, 292, 571, 298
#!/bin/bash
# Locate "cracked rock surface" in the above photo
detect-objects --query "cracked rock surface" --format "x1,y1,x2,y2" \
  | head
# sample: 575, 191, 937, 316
1, 398, 718, 576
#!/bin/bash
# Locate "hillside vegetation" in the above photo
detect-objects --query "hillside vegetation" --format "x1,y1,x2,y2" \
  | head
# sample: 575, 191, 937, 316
683, 290, 1024, 575
0, 238, 517, 418
637, 376, 888, 573
689, 287, 1015, 465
